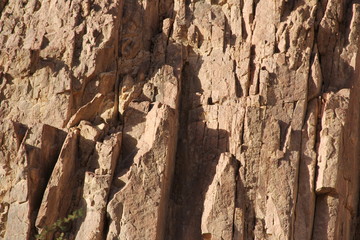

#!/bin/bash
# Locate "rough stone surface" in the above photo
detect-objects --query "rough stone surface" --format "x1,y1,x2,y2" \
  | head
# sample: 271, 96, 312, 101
1, 1, 360, 240
201, 153, 238, 240
75, 132, 122, 240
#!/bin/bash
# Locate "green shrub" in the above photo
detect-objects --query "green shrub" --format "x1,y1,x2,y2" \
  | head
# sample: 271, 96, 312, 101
35, 208, 84, 240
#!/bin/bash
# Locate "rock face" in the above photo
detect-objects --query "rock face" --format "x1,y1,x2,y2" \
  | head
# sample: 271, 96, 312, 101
1, 0, 360, 240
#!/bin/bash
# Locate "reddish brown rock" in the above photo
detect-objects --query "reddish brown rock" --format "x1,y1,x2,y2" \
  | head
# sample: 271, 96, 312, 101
1, 1, 360, 240
36, 129, 79, 239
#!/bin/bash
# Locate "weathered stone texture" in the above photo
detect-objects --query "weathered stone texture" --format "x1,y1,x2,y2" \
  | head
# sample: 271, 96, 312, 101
1, 0, 360, 240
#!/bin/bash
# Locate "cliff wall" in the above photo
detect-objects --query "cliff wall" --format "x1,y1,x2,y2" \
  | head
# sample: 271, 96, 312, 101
0, 0, 360, 239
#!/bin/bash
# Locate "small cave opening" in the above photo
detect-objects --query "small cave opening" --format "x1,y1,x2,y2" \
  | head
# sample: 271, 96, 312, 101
207, 97, 214, 105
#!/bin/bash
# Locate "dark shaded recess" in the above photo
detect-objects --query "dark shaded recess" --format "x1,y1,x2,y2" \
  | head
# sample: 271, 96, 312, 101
252, 0, 260, 24
92, 4, 101, 12
167, 53, 232, 239
238, 0, 248, 39
29, 50, 41, 76
39, 125, 68, 197
278, 120, 290, 151
0, 0, 8, 15
26, 144, 42, 240
72, 24, 87, 68
196, 26, 205, 49
249, 45, 257, 94
40, 36, 50, 50
29, 125, 67, 238
12, 121, 28, 149
280, 0, 296, 22
355, 189, 360, 239
274, 44, 281, 53
234, 72, 242, 98
34, 0, 41, 12
316, 0, 356, 92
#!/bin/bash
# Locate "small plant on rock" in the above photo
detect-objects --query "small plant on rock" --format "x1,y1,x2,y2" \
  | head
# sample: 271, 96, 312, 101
35, 208, 84, 240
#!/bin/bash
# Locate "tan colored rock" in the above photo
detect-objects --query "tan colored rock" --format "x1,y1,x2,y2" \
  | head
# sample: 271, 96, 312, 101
312, 195, 339, 240
293, 99, 319, 240
3, 201, 31, 240
1, 0, 360, 240
106, 101, 178, 240
75, 132, 121, 240
201, 153, 238, 240
67, 93, 106, 128
316, 89, 350, 193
